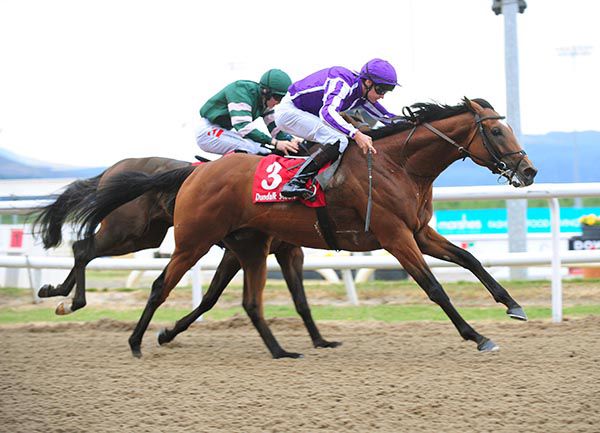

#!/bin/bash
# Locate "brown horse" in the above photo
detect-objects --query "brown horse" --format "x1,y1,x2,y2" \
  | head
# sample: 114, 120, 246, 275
33, 156, 339, 351
77, 98, 537, 358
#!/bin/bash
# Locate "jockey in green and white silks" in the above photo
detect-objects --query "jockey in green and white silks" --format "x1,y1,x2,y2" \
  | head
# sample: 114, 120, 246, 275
195, 69, 302, 156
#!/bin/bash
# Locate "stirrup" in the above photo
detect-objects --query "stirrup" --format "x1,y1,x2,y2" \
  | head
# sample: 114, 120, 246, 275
302, 184, 318, 201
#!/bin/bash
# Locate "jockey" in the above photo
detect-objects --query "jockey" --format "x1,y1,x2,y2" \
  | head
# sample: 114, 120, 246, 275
274, 58, 399, 199
195, 69, 302, 156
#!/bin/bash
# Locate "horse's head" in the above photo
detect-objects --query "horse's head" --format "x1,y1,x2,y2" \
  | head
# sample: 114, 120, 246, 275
463, 98, 537, 187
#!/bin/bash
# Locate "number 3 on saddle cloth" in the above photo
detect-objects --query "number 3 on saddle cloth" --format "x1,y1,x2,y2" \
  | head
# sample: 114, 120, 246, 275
252, 155, 328, 208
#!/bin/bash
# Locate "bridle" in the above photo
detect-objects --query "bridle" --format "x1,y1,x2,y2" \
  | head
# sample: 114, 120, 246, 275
364, 106, 528, 231
400, 107, 527, 184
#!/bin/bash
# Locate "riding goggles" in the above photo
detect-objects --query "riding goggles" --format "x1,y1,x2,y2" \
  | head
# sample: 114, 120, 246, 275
374, 83, 395, 95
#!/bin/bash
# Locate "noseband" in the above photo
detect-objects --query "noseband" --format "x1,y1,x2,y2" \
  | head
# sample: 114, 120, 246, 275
402, 109, 527, 184
473, 114, 527, 174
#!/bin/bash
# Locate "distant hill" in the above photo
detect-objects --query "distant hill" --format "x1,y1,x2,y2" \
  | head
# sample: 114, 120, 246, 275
0, 149, 105, 179
0, 155, 45, 178
1, 130, 599, 183
434, 130, 600, 186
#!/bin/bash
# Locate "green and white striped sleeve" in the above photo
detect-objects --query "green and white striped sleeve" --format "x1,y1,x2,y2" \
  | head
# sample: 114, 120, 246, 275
225, 86, 272, 144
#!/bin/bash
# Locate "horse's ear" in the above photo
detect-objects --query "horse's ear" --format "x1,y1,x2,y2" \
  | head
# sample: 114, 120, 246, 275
463, 96, 474, 111
463, 97, 484, 113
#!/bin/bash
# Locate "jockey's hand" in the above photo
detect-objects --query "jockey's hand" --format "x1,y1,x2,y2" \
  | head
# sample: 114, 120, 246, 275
275, 139, 299, 155
354, 130, 377, 155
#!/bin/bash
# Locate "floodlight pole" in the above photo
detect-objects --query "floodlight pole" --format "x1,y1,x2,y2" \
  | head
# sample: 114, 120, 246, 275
557, 45, 592, 208
494, 0, 528, 279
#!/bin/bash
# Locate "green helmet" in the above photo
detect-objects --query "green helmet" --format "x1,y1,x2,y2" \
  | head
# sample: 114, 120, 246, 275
259, 69, 292, 96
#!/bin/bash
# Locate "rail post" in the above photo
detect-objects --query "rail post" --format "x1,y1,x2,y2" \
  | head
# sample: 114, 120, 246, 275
549, 198, 562, 322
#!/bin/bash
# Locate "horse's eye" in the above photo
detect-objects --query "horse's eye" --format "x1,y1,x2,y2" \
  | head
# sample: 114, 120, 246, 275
491, 127, 502, 136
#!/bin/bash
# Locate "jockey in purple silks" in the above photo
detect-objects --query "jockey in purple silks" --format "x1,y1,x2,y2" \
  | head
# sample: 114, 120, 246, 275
274, 58, 400, 199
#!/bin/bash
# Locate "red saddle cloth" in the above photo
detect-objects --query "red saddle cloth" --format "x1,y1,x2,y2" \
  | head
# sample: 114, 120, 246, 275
252, 155, 327, 208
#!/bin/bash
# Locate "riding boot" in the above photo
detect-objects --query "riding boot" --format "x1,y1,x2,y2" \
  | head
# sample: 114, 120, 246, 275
281, 143, 340, 199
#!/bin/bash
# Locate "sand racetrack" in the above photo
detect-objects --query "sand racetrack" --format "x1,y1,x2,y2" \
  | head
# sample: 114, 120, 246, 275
1, 315, 599, 433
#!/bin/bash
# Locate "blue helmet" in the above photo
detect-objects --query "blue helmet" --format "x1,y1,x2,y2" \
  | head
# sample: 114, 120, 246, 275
359, 58, 400, 86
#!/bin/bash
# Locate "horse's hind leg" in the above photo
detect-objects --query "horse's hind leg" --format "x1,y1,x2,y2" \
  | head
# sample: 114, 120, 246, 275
54, 238, 96, 315
38, 238, 93, 299
53, 219, 170, 315
37, 268, 76, 298
50, 230, 124, 315
158, 249, 241, 345
415, 226, 527, 320
236, 234, 302, 359
274, 242, 341, 349
128, 245, 211, 358
38, 237, 95, 315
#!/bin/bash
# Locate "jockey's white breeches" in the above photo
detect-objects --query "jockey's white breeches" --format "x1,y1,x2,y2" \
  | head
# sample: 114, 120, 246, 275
194, 118, 269, 155
274, 95, 349, 153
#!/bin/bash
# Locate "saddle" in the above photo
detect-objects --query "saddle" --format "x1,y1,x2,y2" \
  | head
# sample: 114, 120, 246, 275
252, 155, 329, 207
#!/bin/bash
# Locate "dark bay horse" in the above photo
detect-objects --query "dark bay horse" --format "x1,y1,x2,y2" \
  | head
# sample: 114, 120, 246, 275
32, 156, 339, 351
34, 157, 187, 314
76, 98, 537, 358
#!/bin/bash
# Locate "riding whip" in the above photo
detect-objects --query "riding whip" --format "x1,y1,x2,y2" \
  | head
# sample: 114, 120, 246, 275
364, 149, 373, 232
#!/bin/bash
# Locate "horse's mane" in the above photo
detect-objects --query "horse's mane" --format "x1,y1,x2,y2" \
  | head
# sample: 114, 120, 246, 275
367, 98, 495, 140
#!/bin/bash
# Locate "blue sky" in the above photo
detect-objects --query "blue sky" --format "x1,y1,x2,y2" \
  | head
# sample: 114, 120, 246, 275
0, 0, 598, 167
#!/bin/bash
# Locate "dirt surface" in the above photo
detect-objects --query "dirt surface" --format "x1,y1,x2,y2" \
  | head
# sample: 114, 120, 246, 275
1, 315, 599, 433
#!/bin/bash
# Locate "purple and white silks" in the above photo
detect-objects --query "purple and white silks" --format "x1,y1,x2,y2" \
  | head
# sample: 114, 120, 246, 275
288, 66, 396, 138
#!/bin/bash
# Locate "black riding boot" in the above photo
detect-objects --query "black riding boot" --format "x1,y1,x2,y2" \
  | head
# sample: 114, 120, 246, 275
281, 143, 340, 199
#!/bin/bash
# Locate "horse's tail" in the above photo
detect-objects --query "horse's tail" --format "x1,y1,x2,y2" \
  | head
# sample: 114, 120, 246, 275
74, 165, 196, 240
31, 174, 103, 248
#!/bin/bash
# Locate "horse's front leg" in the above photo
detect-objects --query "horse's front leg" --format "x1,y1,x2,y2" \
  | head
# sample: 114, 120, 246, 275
380, 226, 498, 352
274, 242, 341, 349
129, 244, 210, 358
415, 226, 526, 321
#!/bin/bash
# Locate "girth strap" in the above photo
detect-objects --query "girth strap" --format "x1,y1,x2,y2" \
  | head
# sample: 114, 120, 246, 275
315, 207, 340, 251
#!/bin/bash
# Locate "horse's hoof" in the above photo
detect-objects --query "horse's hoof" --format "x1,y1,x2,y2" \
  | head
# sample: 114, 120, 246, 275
38, 284, 53, 298
55, 302, 72, 316
477, 338, 499, 352
157, 328, 172, 346
507, 306, 528, 321
314, 340, 342, 349
273, 351, 304, 359
131, 349, 142, 359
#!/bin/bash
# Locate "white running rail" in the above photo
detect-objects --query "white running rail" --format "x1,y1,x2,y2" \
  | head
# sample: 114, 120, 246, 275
2, 181, 600, 322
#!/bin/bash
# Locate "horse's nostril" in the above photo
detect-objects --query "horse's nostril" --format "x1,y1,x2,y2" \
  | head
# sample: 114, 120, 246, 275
524, 167, 538, 179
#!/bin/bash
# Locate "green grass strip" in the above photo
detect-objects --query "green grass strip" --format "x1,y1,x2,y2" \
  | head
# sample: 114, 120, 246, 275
1, 304, 599, 325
